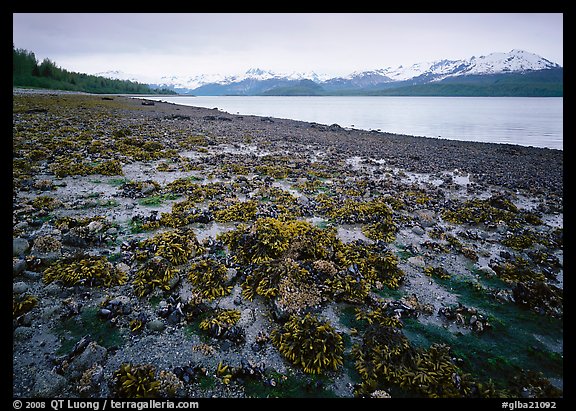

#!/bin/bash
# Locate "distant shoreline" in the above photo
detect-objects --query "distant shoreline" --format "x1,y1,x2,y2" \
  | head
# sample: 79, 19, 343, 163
134, 94, 563, 151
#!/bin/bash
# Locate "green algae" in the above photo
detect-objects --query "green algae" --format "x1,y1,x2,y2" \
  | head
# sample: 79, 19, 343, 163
54, 306, 125, 354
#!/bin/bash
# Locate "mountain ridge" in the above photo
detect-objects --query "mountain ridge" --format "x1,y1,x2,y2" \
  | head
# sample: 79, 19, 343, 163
96, 49, 562, 96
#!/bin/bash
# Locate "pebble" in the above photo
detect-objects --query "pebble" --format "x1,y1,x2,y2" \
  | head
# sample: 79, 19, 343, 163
13, 258, 27, 275
115, 263, 131, 275
87, 221, 104, 232
13, 281, 29, 294
147, 319, 166, 332
22, 270, 42, 281
496, 221, 508, 234
41, 305, 62, 321
411, 225, 425, 236
414, 209, 437, 227
226, 268, 237, 282
168, 275, 180, 289
44, 283, 64, 297
167, 310, 183, 325
106, 227, 118, 235
14, 221, 28, 230
32, 370, 67, 397
13, 326, 34, 341
141, 182, 157, 194
407, 255, 426, 268
67, 342, 108, 380
13, 237, 30, 256
109, 295, 132, 308
476, 265, 497, 277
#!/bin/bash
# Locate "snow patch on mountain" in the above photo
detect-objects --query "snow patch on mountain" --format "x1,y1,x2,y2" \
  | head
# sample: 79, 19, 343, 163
149, 68, 332, 90
97, 49, 561, 92
380, 59, 467, 81
376, 50, 560, 83
461, 49, 560, 75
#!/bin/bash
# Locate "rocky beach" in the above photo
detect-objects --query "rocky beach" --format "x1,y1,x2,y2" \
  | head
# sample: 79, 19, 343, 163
12, 90, 563, 399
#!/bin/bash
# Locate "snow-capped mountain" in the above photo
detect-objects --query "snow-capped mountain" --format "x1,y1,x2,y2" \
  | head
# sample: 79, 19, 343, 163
98, 49, 561, 95
372, 49, 560, 83
379, 59, 468, 82
460, 49, 560, 75
156, 68, 331, 91
157, 73, 227, 90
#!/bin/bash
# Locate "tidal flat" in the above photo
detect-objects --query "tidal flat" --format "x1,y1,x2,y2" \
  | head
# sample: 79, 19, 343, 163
12, 91, 563, 398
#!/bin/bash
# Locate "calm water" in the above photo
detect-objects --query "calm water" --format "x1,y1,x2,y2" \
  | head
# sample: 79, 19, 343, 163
142, 96, 563, 150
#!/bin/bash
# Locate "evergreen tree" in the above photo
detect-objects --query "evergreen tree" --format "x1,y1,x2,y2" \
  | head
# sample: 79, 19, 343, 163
12, 45, 176, 95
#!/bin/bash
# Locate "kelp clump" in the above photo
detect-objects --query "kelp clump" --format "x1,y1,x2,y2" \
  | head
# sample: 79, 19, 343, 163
158, 197, 212, 228
512, 281, 563, 318
187, 258, 233, 300
317, 197, 397, 242
441, 195, 542, 228
334, 241, 405, 291
113, 135, 177, 162
31, 195, 62, 211
489, 257, 546, 284
354, 306, 403, 329
220, 217, 404, 307
55, 215, 115, 247
424, 265, 451, 280
352, 322, 497, 398
270, 313, 344, 374
243, 258, 325, 316
199, 309, 243, 341
164, 180, 228, 201
275, 262, 325, 315
489, 255, 563, 316
352, 317, 413, 395
112, 363, 160, 398
220, 217, 336, 265
253, 186, 303, 220
242, 257, 309, 301
212, 199, 258, 222
135, 228, 203, 265
119, 180, 161, 198
50, 157, 124, 178
43, 256, 127, 287
501, 229, 551, 250
133, 256, 178, 297
13, 294, 39, 319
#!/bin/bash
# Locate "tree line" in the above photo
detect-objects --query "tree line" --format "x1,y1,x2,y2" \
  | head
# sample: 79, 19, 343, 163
13, 45, 176, 95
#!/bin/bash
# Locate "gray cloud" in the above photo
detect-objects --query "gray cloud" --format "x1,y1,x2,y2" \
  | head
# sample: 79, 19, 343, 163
13, 13, 563, 78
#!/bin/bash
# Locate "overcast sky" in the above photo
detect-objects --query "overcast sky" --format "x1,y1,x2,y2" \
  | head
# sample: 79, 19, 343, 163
12, 13, 563, 80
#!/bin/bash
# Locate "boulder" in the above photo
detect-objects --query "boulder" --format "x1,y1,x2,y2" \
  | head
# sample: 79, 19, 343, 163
414, 209, 437, 227
13, 237, 30, 256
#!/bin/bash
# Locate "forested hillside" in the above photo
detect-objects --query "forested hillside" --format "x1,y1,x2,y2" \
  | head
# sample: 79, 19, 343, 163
13, 46, 175, 94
